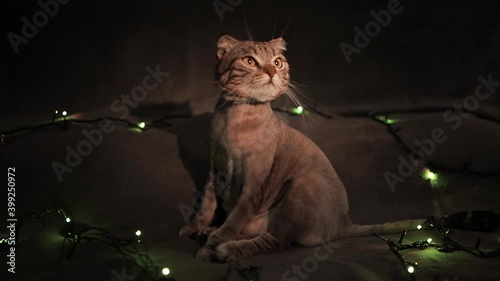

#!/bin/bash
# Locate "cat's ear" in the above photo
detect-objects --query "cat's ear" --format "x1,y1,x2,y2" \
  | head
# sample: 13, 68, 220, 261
217, 35, 239, 60
269, 38, 287, 52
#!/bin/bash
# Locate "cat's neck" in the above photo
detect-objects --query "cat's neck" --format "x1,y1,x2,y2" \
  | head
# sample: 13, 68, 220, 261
215, 92, 268, 108
214, 95, 275, 124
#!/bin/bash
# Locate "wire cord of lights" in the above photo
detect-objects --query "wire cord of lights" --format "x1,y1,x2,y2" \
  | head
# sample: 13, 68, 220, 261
370, 110, 500, 179
374, 214, 500, 281
0, 111, 192, 136
0, 208, 173, 281
0, 107, 330, 146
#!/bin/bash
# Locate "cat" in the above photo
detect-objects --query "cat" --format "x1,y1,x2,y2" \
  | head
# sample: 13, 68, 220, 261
179, 35, 424, 262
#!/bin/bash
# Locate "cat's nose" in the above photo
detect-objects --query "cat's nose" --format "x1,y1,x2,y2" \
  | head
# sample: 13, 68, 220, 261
262, 65, 276, 79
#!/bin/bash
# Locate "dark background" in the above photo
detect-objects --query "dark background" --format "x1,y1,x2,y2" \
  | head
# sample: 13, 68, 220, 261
2, 1, 500, 281
3, 0, 500, 116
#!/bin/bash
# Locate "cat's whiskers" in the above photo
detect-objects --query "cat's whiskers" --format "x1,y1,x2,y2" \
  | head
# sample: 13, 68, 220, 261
243, 14, 254, 41
283, 83, 316, 125
281, 21, 293, 38
283, 88, 302, 107
288, 82, 313, 102
215, 96, 232, 112
299, 105, 316, 126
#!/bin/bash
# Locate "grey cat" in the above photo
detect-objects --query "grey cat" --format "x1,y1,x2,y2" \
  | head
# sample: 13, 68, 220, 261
179, 35, 423, 262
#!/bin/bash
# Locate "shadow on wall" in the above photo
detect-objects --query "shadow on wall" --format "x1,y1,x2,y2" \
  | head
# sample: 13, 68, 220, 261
131, 102, 211, 194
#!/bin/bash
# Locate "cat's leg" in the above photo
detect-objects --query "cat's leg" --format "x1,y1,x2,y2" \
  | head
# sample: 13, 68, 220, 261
197, 148, 277, 261
212, 186, 293, 261
179, 172, 218, 239
195, 191, 259, 261
214, 173, 344, 261
215, 232, 282, 262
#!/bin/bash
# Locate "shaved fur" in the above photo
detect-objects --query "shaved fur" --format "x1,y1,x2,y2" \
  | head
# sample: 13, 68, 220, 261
179, 35, 424, 262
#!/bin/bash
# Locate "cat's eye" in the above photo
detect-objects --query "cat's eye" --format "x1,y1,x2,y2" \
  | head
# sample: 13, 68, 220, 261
242, 57, 256, 66
274, 58, 284, 69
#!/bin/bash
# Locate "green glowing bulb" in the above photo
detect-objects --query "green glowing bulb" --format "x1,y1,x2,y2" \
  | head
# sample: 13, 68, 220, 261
292, 106, 304, 114
138, 122, 146, 129
374, 115, 400, 124
135, 230, 142, 236
162, 267, 170, 276
427, 238, 432, 243
65, 217, 71, 223
407, 266, 415, 274
417, 224, 422, 230
62, 111, 67, 116
423, 168, 437, 181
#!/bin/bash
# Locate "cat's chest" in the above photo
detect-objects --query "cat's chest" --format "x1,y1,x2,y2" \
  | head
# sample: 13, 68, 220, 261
212, 138, 245, 212
212, 131, 244, 174
213, 120, 258, 155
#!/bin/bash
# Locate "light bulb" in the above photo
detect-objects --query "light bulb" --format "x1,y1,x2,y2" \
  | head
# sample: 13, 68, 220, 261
423, 168, 437, 181
135, 230, 142, 236
427, 238, 432, 243
407, 265, 415, 274
62, 111, 67, 116
138, 122, 146, 129
417, 224, 422, 230
162, 267, 170, 276
292, 106, 304, 114
65, 217, 71, 223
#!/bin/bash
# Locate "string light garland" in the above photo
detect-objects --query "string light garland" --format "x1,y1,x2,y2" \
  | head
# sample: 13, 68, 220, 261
271, 105, 334, 118
0, 208, 174, 281
0, 110, 193, 145
374, 213, 500, 281
0, 207, 262, 281
0, 105, 336, 145
370, 110, 500, 179
2, 105, 499, 280
292, 106, 304, 115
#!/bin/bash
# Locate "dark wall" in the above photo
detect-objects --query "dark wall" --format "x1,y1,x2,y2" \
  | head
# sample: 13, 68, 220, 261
4, 0, 500, 116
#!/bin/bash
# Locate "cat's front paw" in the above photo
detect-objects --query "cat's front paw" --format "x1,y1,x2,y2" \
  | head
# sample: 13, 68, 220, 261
215, 243, 238, 262
179, 224, 217, 239
179, 224, 198, 239
196, 246, 217, 262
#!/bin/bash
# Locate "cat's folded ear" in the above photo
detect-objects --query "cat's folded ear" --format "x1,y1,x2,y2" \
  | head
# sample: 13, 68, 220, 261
269, 38, 287, 52
217, 35, 239, 60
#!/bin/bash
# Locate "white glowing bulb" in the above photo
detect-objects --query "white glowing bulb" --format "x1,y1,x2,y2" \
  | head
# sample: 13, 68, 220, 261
162, 267, 170, 275
407, 266, 415, 273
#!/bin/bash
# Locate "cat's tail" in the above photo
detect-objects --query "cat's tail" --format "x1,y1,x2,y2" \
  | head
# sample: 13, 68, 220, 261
341, 219, 427, 238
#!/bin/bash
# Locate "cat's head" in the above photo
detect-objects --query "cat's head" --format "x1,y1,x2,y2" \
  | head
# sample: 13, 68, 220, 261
215, 35, 290, 103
